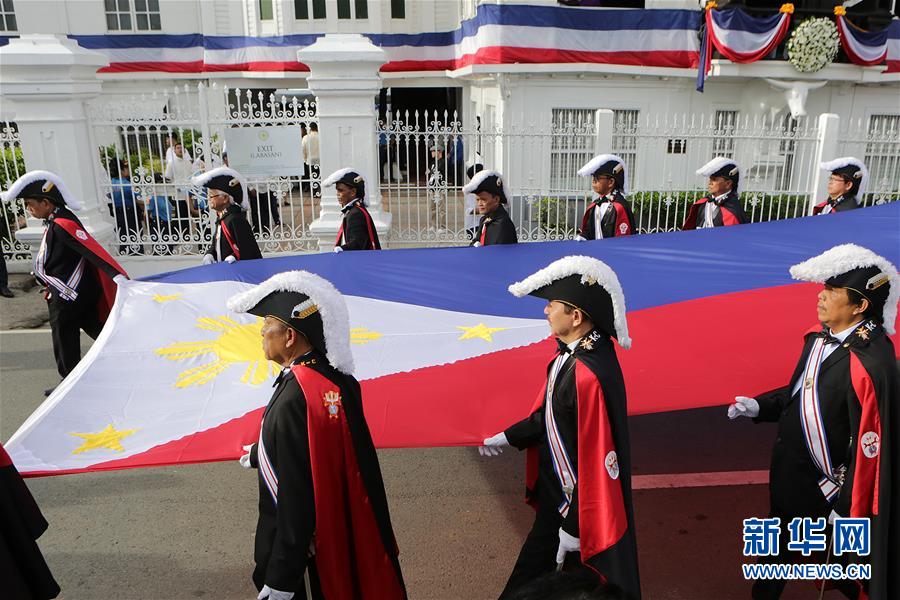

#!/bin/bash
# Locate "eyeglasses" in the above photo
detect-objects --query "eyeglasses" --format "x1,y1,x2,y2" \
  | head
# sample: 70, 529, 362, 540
828, 176, 849, 184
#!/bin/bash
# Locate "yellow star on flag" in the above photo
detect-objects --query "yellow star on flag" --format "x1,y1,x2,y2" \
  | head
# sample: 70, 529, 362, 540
152, 293, 183, 303
456, 323, 508, 342
70, 424, 138, 455
351, 327, 383, 345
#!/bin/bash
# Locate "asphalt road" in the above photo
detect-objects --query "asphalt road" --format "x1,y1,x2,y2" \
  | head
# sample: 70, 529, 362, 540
0, 329, 832, 599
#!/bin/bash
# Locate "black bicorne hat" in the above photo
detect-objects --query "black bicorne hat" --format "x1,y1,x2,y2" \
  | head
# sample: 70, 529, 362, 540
245, 290, 327, 357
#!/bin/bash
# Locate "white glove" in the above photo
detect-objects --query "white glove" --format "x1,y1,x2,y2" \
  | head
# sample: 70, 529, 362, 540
556, 528, 580, 566
472, 241, 482, 248
257, 585, 293, 600
574, 235, 587, 242
113, 274, 128, 285
727, 396, 760, 419
333, 246, 343, 253
478, 432, 509, 457
239, 444, 254, 469
224, 255, 237, 264
201, 254, 215, 266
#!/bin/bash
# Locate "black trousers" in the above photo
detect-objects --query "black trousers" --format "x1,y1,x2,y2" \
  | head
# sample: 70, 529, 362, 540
500, 500, 590, 599
253, 557, 323, 600
0, 252, 8, 289
47, 295, 103, 379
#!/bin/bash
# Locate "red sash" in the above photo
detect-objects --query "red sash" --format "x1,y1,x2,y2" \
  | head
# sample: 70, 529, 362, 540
291, 365, 404, 600
335, 203, 379, 250
220, 221, 240, 260
53, 218, 128, 323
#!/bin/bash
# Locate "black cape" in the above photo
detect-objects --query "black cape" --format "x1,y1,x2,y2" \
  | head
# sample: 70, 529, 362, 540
754, 322, 898, 599
579, 191, 637, 240
681, 191, 748, 230
0, 443, 60, 600
338, 201, 381, 251
470, 204, 518, 246
206, 204, 262, 262
813, 194, 859, 215
248, 352, 404, 595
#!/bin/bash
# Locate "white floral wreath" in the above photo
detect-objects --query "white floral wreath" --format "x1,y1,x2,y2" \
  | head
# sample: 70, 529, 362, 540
787, 17, 839, 73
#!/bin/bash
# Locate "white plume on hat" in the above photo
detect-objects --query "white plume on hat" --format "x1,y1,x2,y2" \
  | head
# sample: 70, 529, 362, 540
697, 157, 742, 195
789, 243, 899, 334
1, 170, 83, 211
462, 169, 502, 194
192, 166, 250, 211
508, 255, 631, 349
227, 270, 355, 375
820, 157, 869, 197
323, 168, 365, 187
577, 154, 628, 195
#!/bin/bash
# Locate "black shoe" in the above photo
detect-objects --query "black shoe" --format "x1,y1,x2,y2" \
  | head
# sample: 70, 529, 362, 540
0, 287, 13, 298
44, 386, 57, 397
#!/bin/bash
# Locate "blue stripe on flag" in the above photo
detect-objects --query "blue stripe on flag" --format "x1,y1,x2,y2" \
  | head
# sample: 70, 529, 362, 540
142, 203, 900, 320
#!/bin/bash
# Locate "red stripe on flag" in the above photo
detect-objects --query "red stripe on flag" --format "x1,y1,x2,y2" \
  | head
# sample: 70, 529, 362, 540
23, 283, 899, 477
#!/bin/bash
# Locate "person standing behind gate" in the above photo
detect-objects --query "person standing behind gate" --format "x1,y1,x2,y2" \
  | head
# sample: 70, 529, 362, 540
1, 171, 128, 394
575, 154, 636, 240
465, 169, 518, 247
323, 168, 381, 252
193, 167, 262, 265
682, 157, 748, 230
813, 157, 866, 215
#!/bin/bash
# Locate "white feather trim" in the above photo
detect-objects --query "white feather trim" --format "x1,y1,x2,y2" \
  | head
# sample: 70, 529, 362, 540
820, 156, 868, 197
508, 255, 631, 349
226, 270, 355, 374
323, 168, 366, 188
462, 169, 502, 194
789, 243, 899, 335
697, 157, 742, 195
576, 154, 628, 195
191, 166, 250, 211
0, 170, 83, 211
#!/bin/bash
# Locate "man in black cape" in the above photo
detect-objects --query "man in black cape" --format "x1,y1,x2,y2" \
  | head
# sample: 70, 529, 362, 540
575, 154, 636, 240
728, 243, 899, 600
682, 157, 748, 230
813, 157, 865, 215
228, 271, 404, 600
481, 256, 641, 600
322, 168, 381, 252
194, 167, 263, 264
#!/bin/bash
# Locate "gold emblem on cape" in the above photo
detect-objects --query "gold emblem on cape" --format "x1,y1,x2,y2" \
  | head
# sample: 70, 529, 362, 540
323, 390, 342, 420
579, 338, 594, 351
855, 326, 870, 341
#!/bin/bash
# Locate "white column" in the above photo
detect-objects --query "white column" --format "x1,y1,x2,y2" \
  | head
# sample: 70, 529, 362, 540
0, 35, 113, 252
810, 113, 841, 215
298, 34, 391, 252
593, 109, 615, 155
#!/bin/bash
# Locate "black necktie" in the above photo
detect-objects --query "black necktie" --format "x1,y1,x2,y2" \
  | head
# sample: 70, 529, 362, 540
555, 338, 571, 355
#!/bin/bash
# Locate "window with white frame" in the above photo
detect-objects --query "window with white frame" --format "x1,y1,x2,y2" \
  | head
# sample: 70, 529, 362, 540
864, 114, 900, 201
612, 109, 639, 190
337, 0, 367, 19
0, 0, 16, 32
550, 109, 597, 192
105, 0, 161, 31
712, 110, 738, 159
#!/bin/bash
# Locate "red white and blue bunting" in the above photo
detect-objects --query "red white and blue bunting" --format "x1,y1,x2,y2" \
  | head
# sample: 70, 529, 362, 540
835, 7, 900, 72
697, 3, 793, 92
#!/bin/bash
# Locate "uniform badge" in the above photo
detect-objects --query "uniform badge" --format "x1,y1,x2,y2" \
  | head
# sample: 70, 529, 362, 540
855, 325, 870, 341
323, 390, 342, 420
619, 222, 628, 235
605, 451, 620, 480
861, 431, 880, 458
579, 338, 594, 351
75, 229, 88, 241
804, 378, 813, 390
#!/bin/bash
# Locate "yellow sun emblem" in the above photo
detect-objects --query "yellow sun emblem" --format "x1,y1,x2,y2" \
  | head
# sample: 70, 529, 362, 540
155, 316, 280, 388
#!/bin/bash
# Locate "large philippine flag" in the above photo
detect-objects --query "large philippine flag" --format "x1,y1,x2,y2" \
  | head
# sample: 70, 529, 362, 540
6, 203, 899, 476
